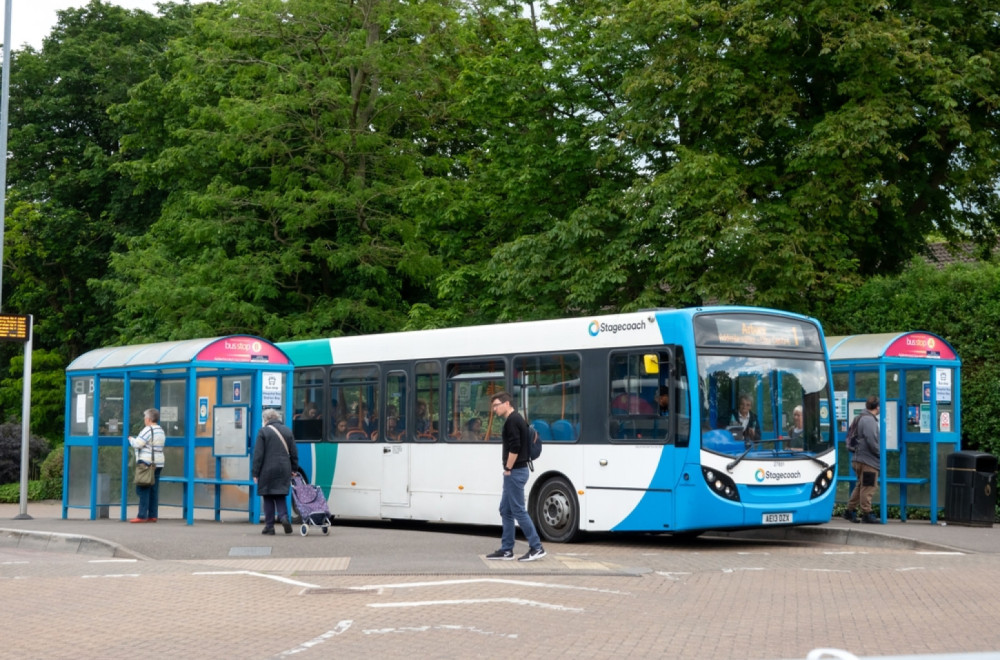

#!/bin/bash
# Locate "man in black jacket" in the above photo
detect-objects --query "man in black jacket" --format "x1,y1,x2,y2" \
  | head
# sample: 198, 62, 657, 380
485, 392, 546, 562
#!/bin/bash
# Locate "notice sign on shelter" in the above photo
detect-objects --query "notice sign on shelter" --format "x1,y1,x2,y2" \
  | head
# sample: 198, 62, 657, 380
0, 314, 30, 342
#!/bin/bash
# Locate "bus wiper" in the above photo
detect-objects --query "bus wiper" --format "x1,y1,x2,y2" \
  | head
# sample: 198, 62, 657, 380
726, 439, 781, 472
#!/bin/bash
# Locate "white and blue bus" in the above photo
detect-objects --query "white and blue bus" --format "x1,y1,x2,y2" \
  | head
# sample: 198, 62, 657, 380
279, 307, 836, 542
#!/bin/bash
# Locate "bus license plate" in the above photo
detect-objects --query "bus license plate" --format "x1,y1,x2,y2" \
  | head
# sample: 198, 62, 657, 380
762, 513, 793, 524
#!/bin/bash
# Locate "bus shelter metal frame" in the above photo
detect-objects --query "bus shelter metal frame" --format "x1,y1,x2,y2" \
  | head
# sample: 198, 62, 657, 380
826, 332, 961, 524
63, 336, 293, 525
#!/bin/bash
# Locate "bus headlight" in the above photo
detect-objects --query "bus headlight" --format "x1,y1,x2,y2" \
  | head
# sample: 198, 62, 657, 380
811, 468, 835, 499
702, 467, 740, 502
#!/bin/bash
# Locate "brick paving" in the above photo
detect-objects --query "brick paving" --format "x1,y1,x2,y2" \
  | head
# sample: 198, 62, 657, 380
2, 502, 1000, 659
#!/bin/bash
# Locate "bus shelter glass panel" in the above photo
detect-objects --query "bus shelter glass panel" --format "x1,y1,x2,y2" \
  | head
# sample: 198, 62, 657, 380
935, 367, 954, 432
853, 371, 880, 400
331, 365, 379, 441
160, 379, 187, 437
99, 377, 124, 436
445, 358, 505, 441
70, 376, 93, 436
514, 353, 582, 442
905, 369, 930, 433
222, 374, 252, 405
128, 379, 155, 430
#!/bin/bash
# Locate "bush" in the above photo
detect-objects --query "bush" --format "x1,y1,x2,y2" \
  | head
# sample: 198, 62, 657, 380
39, 444, 63, 483
0, 422, 50, 484
0, 479, 61, 503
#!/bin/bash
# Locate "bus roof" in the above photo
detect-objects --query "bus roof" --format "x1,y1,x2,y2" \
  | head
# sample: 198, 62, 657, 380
279, 307, 819, 367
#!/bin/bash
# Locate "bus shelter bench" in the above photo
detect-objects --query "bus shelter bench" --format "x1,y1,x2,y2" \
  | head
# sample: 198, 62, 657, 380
159, 476, 256, 522
840, 476, 930, 521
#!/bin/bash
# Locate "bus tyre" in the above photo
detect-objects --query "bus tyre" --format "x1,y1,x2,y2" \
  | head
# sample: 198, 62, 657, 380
533, 476, 579, 543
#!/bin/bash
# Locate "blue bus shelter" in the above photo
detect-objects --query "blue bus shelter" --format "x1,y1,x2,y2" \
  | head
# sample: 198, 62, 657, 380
826, 332, 961, 524
63, 336, 294, 525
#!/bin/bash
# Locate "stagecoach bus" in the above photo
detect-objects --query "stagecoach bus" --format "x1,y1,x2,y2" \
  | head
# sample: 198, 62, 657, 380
278, 307, 836, 542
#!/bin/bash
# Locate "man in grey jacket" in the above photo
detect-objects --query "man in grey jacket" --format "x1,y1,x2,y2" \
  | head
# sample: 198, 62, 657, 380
843, 396, 882, 524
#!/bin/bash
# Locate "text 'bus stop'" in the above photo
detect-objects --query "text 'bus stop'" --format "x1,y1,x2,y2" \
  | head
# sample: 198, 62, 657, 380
826, 332, 961, 524
63, 336, 293, 524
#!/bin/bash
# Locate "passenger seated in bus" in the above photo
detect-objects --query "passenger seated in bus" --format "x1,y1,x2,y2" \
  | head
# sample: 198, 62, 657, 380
461, 417, 483, 441
786, 405, 804, 449
381, 415, 401, 441
611, 391, 655, 415
332, 418, 349, 440
656, 386, 670, 416
347, 403, 374, 434
729, 394, 760, 443
414, 399, 431, 433
294, 404, 320, 420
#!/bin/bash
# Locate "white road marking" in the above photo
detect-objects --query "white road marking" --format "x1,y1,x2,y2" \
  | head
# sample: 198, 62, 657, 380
368, 597, 583, 612
1, 561, 29, 565
802, 568, 851, 573
655, 571, 692, 580
895, 567, 925, 572
916, 551, 965, 556
194, 570, 320, 589
721, 567, 765, 573
82, 574, 140, 578
275, 620, 352, 657
350, 577, 627, 595
364, 624, 517, 639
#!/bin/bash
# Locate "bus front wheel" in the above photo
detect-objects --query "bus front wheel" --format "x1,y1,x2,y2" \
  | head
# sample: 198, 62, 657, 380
533, 476, 579, 543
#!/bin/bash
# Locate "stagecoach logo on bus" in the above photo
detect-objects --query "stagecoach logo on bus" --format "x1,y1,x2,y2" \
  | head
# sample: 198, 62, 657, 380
588, 319, 648, 337
755, 468, 803, 483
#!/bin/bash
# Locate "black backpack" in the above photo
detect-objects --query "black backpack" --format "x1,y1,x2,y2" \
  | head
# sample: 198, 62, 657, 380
524, 425, 542, 470
527, 425, 542, 460
845, 414, 862, 452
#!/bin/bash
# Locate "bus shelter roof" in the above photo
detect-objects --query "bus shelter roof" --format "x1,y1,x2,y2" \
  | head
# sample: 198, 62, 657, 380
66, 335, 291, 372
825, 331, 958, 362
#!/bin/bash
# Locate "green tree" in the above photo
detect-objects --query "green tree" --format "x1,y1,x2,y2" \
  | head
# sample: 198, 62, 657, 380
109, 0, 462, 341
482, 0, 1000, 315
3, 0, 183, 357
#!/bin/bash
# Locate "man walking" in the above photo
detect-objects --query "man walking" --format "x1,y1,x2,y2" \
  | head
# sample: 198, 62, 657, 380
485, 392, 546, 561
843, 395, 882, 524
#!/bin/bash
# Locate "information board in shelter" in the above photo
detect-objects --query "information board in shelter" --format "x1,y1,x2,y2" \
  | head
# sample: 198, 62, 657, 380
0, 314, 30, 342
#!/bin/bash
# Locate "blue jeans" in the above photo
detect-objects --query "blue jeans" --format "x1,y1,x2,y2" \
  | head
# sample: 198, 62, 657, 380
136, 467, 163, 519
499, 467, 541, 551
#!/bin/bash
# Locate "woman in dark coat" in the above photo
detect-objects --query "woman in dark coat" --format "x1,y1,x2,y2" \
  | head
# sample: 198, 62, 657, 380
253, 408, 300, 535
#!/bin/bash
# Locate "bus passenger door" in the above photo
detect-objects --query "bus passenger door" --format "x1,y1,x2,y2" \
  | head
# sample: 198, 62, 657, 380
382, 443, 410, 507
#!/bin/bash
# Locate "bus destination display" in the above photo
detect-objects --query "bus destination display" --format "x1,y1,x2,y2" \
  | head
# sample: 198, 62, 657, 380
695, 314, 821, 351
0, 314, 30, 342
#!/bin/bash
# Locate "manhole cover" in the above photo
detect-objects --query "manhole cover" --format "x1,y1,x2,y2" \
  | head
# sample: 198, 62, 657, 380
229, 546, 272, 557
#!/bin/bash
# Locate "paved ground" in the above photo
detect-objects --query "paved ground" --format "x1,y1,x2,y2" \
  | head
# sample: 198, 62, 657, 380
2, 501, 997, 562
3, 502, 1000, 660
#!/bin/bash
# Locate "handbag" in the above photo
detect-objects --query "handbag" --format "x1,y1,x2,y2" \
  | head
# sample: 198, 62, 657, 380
132, 425, 157, 487
135, 461, 155, 487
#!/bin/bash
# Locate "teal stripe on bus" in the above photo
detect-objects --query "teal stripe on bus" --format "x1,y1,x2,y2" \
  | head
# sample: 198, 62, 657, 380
313, 443, 338, 499
280, 338, 334, 367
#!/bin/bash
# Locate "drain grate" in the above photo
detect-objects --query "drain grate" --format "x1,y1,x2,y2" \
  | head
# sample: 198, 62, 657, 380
229, 546, 272, 557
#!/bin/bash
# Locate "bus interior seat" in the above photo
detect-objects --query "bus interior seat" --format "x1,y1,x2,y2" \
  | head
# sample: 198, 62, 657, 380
531, 420, 552, 440
551, 419, 574, 441
345, 429, 369, 441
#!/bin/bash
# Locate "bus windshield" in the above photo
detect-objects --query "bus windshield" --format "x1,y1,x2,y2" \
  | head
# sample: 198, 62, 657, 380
698, 354, 833, 458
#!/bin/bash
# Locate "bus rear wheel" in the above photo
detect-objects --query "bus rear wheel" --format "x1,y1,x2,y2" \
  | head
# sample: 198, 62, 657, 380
533, 476, 579, 543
